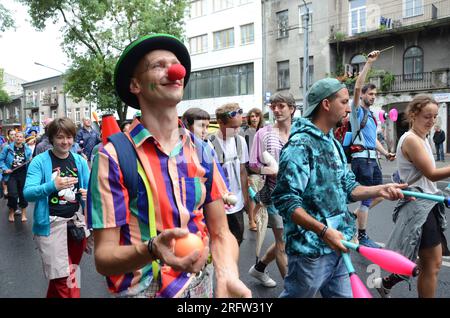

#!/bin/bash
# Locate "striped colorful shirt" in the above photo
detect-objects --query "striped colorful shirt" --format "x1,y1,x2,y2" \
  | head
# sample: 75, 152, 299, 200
87, 119, 228, 297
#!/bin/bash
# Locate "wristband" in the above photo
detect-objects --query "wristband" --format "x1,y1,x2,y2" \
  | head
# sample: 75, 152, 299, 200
147, 237, 157, 258
319, 225, 328, 238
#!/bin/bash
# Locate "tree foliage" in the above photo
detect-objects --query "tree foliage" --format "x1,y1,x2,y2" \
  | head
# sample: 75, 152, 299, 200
0, 3, 15, 33
19, 0, 188, 121
0, 68, 11, 104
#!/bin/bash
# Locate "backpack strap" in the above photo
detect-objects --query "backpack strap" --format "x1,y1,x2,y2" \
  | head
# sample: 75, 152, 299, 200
234, 135, 242, 161
107, 132, 138, 200
352, 107, 370, 144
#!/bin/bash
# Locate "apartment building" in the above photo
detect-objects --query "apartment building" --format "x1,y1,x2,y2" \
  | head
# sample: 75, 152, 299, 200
22, 75, 90, 132
329, 0, 450, 152
178, 0, 263, 119
0, 71, 26, 135
262, 0, 335, 114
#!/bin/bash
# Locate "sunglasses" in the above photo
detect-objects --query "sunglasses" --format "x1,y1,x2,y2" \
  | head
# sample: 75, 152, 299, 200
223, 108, 243, 118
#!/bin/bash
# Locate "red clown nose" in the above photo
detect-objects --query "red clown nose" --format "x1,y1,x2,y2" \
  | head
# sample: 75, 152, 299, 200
167, 64, 186, 81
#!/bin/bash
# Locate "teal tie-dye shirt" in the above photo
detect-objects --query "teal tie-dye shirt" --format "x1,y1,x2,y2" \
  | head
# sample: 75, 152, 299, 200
272, 118, 358, 257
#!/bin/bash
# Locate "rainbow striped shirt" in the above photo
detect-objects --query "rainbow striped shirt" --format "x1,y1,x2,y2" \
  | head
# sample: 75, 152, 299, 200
87, 119, 228, 297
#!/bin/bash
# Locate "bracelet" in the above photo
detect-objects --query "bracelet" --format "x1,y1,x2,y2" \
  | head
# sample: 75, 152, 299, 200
319, 225, 328, 238
147, 237, 157, 258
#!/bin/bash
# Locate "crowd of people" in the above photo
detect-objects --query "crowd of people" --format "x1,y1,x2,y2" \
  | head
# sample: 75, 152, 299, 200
0, 34, 448, 299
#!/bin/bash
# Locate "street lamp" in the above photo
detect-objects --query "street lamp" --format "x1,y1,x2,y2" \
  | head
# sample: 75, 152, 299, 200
302, 0, 310, 113
34, 62, 67, 118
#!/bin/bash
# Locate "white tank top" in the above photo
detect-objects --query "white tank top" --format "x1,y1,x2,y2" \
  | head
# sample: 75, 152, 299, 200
396, 131, 438, 194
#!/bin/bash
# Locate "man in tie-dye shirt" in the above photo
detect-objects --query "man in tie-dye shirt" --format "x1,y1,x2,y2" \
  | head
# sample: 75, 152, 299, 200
87, 34, 251, 298
272, 78, 407, 298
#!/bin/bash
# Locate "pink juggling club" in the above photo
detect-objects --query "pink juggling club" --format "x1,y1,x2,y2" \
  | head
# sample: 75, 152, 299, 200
342, 240, 419, 277
342, 252, 372, 298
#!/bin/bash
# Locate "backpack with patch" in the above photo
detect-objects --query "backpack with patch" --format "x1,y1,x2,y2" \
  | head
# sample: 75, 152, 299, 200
334, 107, 371, 163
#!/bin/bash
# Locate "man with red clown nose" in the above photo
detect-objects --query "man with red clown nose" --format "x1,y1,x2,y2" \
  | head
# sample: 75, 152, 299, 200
87, 34, 251, 298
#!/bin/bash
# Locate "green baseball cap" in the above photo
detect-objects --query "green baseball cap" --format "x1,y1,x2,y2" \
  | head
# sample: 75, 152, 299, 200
303, 78, 346, 118
114, 33, 191, 109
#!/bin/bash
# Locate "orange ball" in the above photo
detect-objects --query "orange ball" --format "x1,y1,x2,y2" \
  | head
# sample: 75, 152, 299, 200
174, 233, 204, 258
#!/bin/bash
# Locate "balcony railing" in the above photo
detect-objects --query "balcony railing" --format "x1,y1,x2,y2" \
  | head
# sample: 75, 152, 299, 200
331, 0, 450, 40
42, 93, 59, 106
390, 72, 432, 92
24, 100, 38, 109
370, 70, 449, 93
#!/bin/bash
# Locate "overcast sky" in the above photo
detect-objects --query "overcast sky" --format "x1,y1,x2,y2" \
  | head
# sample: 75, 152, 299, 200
0, 0, 68, 82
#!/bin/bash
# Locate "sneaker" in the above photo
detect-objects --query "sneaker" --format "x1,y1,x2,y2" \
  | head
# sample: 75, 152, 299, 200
373, 277, 391, 298
358, 232, 382, 249
248, 265, 277, 288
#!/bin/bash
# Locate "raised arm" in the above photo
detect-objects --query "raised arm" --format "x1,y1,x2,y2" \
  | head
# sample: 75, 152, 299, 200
353, 50, 380, 110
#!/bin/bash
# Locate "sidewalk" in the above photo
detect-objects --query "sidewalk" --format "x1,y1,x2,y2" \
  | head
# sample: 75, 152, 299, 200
377, 153, 450, 184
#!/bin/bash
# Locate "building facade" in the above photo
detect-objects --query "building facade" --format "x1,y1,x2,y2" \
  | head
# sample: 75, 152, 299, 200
178, 0, 263, 119
262, 0, 335, 114
22, 75, 90, 132
329, 0, 450, 152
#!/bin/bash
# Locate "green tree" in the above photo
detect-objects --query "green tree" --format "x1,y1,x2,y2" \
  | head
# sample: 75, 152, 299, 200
0, 3, 15, 33
19, 0, 188, 121
0, 68, 11, 104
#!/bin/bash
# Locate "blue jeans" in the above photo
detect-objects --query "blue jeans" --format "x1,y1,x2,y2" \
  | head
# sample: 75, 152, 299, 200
351, 158, 382, 208
435, 143, 445, 161
280, 252, 352, 298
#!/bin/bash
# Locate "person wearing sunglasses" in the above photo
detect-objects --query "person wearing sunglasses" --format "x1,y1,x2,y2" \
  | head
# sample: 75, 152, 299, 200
209, 103, 249, 246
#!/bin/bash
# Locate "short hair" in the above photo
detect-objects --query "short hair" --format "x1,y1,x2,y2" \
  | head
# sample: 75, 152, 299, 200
405, 95, 438, 124
47, 117, 77, 145
246, 107, 264, 130
270, 92, 296, 108
215, 103, 240, 124
120, 121, 131, 132
182, 108, 210, 128
362, 83, 377, 94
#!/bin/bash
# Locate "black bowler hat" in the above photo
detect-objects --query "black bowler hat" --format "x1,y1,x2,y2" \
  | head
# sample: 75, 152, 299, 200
114, 33, 191, 109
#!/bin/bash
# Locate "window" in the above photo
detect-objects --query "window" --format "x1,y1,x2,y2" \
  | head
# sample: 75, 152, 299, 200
52, 110, 57, 119
183, 63, 254, 100
403, 46, 423, 80
67, 109, 72, 119
75, 108, 81, 122
213, 28, 234, 50
349, 0, 366, 36
299, 3, 312, 33
277, 10, 289, 38
240, 23, 254, 45
189, 34, 208, 54
189, 0, 207, 18
350, 54, 367, 76
84, 108, 90, 119
300, 57, 314, 89
6, 108, 10, 119
14, 106, 19, 118
0, 109, 3, 120
277, 61, 290, 90
403, 0, 423, 18
212, 0, 233, 12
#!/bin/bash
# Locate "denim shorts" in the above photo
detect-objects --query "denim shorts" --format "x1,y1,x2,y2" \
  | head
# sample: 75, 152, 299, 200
280, 252, 352, 298
351, 158, 382, 208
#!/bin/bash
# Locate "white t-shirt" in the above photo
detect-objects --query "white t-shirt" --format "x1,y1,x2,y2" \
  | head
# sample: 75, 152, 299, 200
214, 134, 249, 214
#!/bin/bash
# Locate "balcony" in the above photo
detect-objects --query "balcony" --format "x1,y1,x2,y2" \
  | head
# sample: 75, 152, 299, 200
24, 100, 39, 109
42, 93, 59, 107
2, 117, 20, 125
330, 0, 450, 43
369, 69, 450, 93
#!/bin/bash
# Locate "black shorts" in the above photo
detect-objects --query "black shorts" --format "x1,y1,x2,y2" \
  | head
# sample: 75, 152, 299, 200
419, 205, 449, 255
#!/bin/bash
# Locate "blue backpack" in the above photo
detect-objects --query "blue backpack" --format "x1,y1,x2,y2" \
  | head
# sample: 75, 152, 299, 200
106, 132, 139, 199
